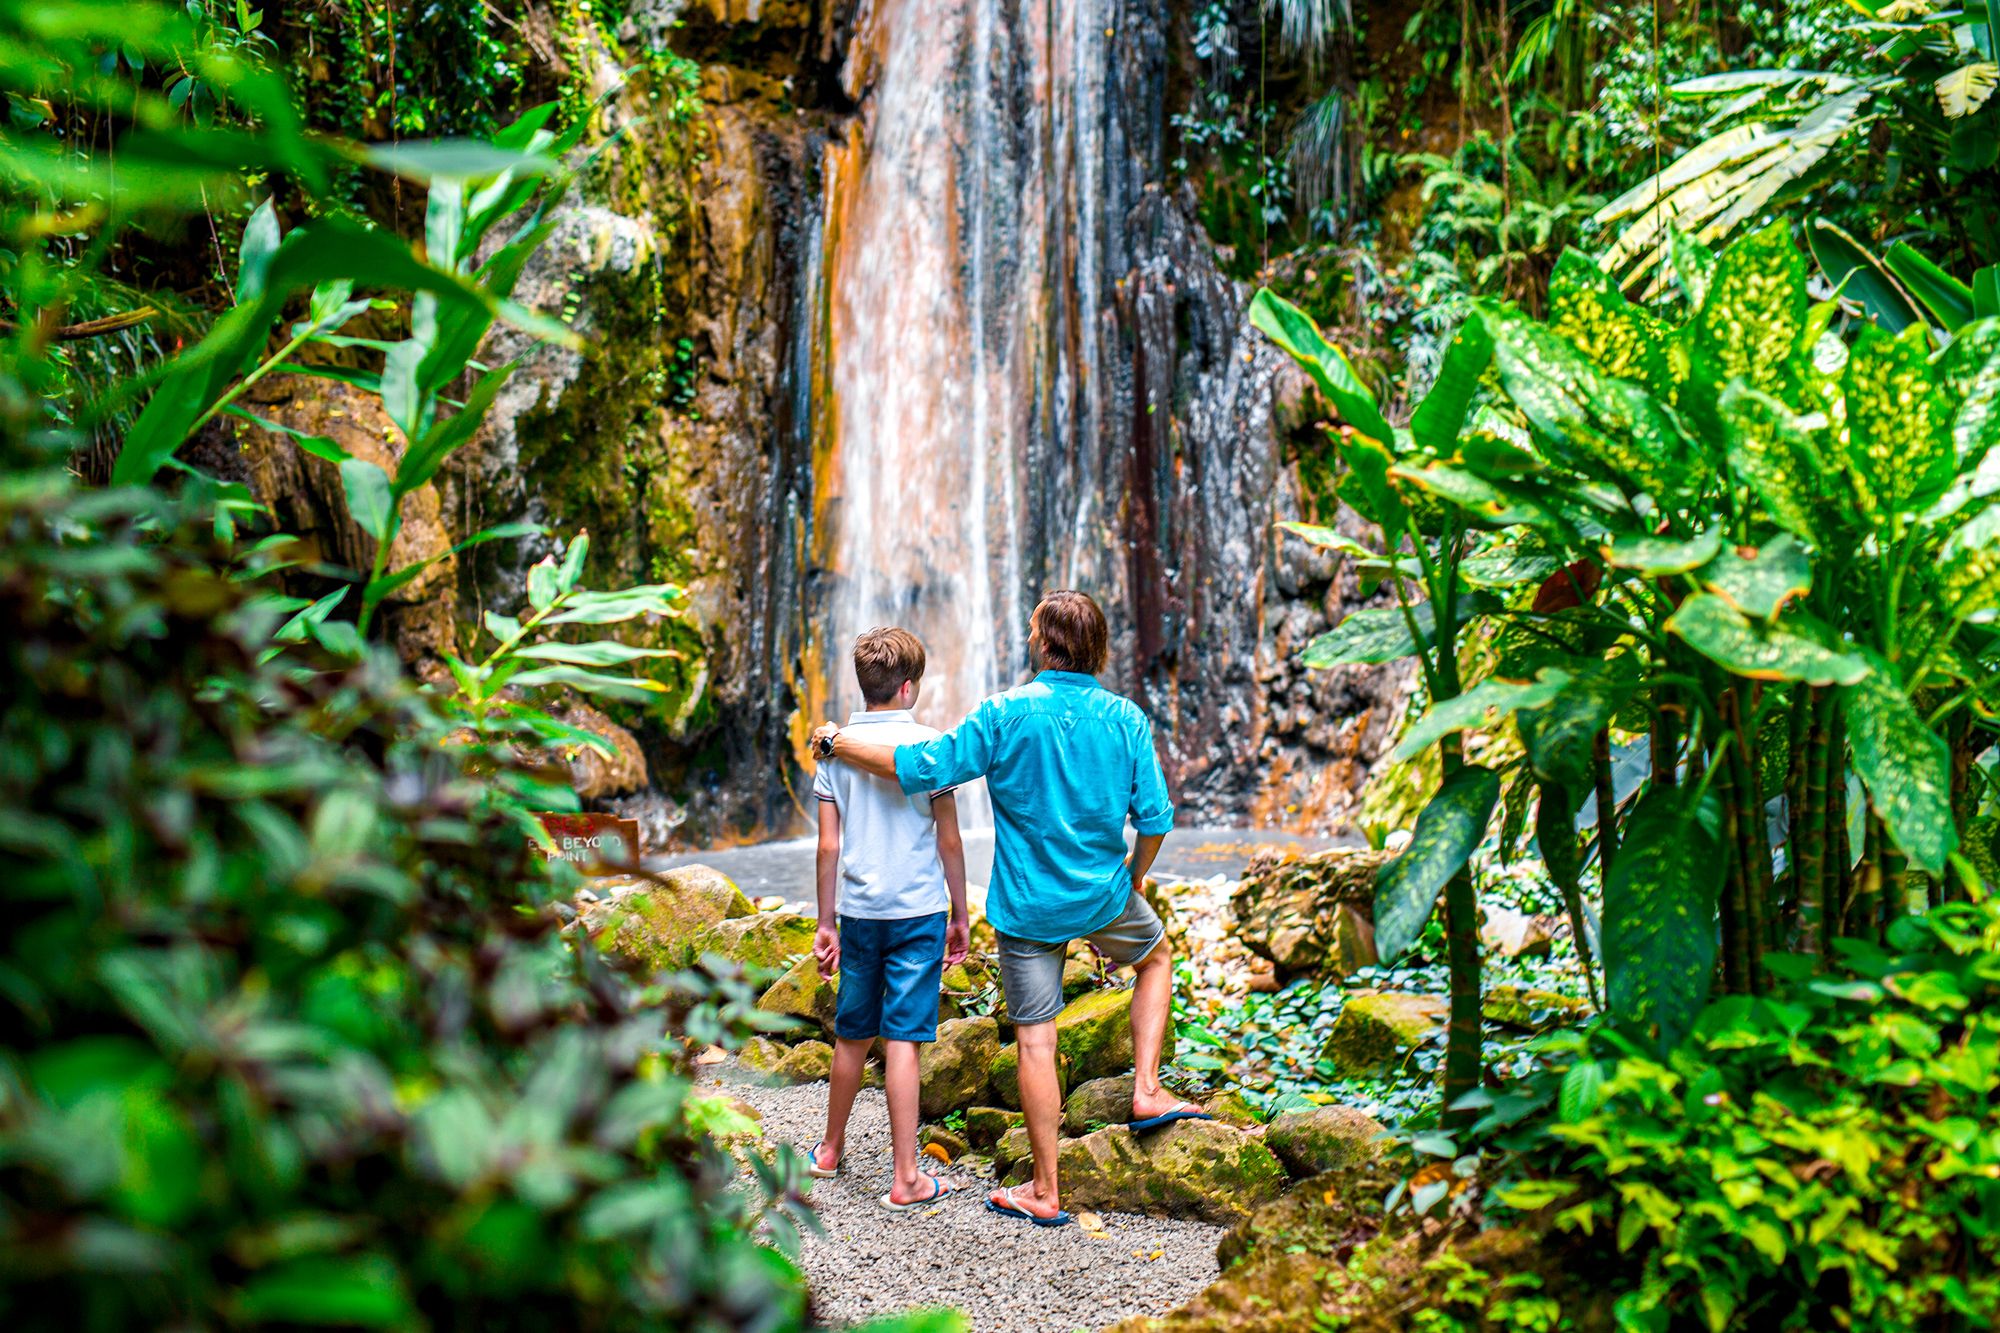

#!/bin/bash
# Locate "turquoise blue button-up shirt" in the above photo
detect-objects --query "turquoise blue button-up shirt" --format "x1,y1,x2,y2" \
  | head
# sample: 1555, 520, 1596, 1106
893, 670, 1175, 943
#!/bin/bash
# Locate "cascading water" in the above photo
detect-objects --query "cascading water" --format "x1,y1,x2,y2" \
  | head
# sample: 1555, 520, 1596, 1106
814, 0, 1130, 826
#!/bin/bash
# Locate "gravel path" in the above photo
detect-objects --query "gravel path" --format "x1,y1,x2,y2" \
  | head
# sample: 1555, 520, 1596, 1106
722, 1075, 1226, 1332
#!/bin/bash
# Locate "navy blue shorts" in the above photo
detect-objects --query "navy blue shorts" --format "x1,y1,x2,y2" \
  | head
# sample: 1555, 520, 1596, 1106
833, 912, 947, 1042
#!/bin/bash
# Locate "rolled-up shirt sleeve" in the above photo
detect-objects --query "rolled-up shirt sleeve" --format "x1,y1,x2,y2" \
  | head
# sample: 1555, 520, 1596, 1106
895, 699, 998, 795
1129, 720, 1174, 835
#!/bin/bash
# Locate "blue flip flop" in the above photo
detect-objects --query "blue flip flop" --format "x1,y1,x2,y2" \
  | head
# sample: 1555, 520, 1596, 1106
1127, 1102, 1213, 1134
985, 1186, 1073, 1228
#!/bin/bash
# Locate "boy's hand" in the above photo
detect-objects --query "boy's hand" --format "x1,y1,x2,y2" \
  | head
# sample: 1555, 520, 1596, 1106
944, 914, 970, 967
810, 722, 839, 760
813, 922, 840, 979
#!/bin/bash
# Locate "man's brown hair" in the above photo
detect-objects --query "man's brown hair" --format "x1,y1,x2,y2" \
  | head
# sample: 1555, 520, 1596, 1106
853, 627, 926, 705
1031, 589, 1109, 674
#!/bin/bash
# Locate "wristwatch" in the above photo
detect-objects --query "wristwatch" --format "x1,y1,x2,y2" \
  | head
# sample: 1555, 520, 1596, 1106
813, 728, 839, 760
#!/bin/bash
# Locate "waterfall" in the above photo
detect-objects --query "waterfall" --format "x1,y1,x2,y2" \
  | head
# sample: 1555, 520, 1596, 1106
815, 0, 1122, 825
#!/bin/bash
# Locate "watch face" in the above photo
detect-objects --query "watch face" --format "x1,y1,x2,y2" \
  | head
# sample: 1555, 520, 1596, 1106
815, 734, 834, 758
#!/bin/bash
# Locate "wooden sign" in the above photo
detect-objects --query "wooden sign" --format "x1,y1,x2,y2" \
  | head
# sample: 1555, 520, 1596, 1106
535, 813, 642, 875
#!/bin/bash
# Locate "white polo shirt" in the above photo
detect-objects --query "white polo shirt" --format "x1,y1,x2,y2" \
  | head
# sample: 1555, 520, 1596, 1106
812, 708, 954, 920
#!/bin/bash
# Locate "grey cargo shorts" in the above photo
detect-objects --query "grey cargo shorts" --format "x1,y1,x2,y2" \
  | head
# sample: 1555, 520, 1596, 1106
994, 890, 1166, 1026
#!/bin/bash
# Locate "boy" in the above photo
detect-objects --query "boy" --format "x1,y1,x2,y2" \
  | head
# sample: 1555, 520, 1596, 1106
805, 627, 969, 1210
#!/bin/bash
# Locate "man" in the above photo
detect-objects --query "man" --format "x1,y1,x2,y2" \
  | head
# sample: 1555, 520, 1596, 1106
810, 589, 1207, 1228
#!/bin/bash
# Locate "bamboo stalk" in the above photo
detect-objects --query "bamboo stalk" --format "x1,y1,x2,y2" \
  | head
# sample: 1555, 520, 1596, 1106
1783, 684, 1811, 940
1796, 689, 1831, 959
1824, 704, 1848, 952
1727, 686, 1770, 990
1712, 735, 1750, 995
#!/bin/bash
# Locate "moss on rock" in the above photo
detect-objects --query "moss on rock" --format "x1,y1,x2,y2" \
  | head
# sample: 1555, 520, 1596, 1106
1262, 1105, 1386, 1179
1483, 985, 1592, 1031
989, 1042, 1071, 1109
1063, 1074, 1136, 1135
692, 910, 814, 972
589, 865, 754, 973
964, 1106, 1022, 1149
917, 1017, 1000, 1118
1320, 992, 1447, 1075
1016, 1120, 1286, 1226
756, 953, 837, 1036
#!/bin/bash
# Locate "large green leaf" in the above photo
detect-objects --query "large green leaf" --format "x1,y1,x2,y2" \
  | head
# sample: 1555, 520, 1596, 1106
1603, 785, 1722, 1047
1483, 304, 1698, 498
339, 459, 395, 547
1842, 322, 1952, 522
1409, 316, 1494, 452
1547, 249, 1674, 397
1717, 383, 1828, 543
397, 364, 515, 496
1389, 671, 1572, 762
1374, 765, 1502, 962
1697, 534, 1811, 618
1665, 594, 1869, 684
1517, 668, 1627, 790
1604, 530, 1721, 576
1299, 592, 1501, 668
1886, 242, 1976, 332
1689, 220, 1808, 406
1805, 217, 1924, 334
1841, 660, 1958, 874
1249, 289, 1396, 447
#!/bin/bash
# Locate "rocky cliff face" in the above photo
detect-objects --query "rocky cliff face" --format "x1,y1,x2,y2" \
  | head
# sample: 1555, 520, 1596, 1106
237, 0, 1409, 846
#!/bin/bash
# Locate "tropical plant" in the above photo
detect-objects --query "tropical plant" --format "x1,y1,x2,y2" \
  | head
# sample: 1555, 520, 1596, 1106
1478, 890, 2000, 1330
1595, 0, 2000, 293
1255, 217, 2000, 1111
1251, 286, 1511, 1128
1807, 216, 2000, 336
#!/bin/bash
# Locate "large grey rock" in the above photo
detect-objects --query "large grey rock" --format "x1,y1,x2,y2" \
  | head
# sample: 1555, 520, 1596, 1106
1231, 848, 1395, 981
1063, 1074, 1136, 1135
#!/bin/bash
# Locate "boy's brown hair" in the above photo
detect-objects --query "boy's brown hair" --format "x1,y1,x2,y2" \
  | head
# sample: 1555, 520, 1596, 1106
853, 627, 926, 705
1031, 589, 1108, 674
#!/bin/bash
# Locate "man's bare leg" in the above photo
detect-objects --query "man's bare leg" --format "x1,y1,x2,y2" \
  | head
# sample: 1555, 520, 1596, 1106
1127, 941, 1190, 1121
815, 1035, 871, 1172
989, 1021, 1064, 1218
883, 1039, 939, 1204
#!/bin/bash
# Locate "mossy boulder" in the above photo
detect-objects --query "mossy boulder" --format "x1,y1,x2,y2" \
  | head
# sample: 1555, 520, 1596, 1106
590, 865, 754, 972
1263, 1105, 1385, 1178
738, 1035, 832, 1084
1484, 985, 1591, 1031
1231, 847, 1395, 981
1202, 1090, 1260, 1129
1054, 987, 1166, 1082
963, 1106, 1021, 1149
920, 1125, 967, 1161
1213, 1160, 1397, 1268
917, 1017, 1000, 1118
756, 953, 837, 1036
991, 1124, 1032, 1177
1062, 953, 1098, 1000
989, 1042, 1070, 1109
1011, 1120, 1285, 1225
692, 910, 814, 972
1320, 992, 1446, 1075
1063, 1073, 1135, 1135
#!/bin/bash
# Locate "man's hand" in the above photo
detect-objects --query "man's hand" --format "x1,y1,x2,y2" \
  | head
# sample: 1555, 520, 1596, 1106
810, 722, 839, 760
944, 914, 970, 966
813, 922, 841, 979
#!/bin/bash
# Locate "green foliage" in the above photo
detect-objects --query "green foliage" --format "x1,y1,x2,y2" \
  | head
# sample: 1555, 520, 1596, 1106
1485, 895, 2000, 1330
0, 471, 809, 1329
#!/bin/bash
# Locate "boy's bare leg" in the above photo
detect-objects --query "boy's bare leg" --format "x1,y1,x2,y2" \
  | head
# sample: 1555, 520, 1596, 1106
1126, 941, 1186, 1120
883, 1039, 931, 1203
817, 1035, 871, 1171
989, 1021, 1064, 1217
